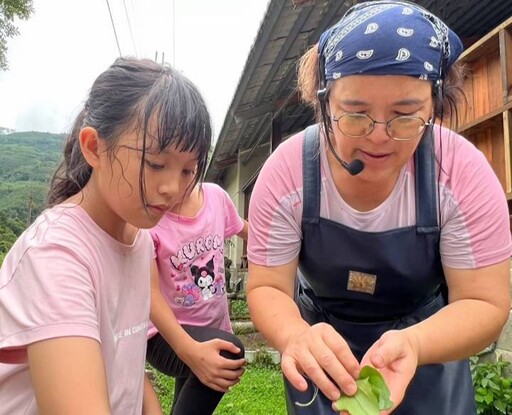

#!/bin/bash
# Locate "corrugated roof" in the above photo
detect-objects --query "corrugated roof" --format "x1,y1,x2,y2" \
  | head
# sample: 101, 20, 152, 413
206, 0, 512, 182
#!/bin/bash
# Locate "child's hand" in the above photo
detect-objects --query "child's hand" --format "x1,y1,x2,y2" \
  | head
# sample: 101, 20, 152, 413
184, 339, 246, 392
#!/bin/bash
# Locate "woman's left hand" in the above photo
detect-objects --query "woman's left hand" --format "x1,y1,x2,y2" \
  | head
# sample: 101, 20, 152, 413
360, 329, 419, 413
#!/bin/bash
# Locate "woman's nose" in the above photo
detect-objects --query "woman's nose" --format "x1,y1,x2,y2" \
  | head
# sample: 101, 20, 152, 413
367, 121, 391, 143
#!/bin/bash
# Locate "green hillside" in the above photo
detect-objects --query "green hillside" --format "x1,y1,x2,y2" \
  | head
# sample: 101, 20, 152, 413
0, 131, 64, 226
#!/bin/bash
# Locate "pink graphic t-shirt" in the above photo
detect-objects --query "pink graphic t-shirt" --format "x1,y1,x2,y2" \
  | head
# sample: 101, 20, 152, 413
0, 204, 153, 415
148, 183, 244, 337
249, 125, 512, 269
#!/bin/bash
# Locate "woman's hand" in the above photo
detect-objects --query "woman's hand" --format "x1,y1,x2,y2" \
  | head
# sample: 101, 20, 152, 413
281, 322, 360, 402
360, 329, 419, 413
182, 338, 246, 393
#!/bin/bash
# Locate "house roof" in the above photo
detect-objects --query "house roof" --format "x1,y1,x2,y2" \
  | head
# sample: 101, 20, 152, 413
205, 0, 512, 182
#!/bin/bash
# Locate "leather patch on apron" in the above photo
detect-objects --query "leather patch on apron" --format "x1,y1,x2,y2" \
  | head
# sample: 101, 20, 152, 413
347, 271, 377, 294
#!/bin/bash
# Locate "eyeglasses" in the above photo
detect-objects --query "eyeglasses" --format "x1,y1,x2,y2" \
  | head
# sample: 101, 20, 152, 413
331, 113, 432, 141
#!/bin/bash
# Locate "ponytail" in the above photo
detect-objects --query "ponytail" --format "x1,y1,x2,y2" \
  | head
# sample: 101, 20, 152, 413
297, 44, 322, 120
47, 109, 92, 206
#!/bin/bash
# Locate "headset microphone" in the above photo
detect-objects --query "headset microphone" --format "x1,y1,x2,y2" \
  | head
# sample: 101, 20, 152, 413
317, 46, 365, 176
342, 159, 364, 176
317, 71, 365, 176
325, 135, 365, 175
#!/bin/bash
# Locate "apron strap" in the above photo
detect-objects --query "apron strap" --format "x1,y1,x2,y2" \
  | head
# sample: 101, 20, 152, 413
301, 123, 439, 232
302, 124, 321, 224
415, 126, 439, 233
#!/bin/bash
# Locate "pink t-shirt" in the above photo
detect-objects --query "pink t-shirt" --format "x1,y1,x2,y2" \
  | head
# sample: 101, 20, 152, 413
249, 125, 512, 269
148, 183, 244, 337
0, 204, 153, 415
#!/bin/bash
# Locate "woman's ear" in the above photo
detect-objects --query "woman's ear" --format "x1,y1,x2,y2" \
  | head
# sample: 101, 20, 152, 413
79, 127, 102, 168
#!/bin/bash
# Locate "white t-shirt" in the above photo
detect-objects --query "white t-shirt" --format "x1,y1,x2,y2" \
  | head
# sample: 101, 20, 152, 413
249, 125, 512, 269
0, 204, 153, 415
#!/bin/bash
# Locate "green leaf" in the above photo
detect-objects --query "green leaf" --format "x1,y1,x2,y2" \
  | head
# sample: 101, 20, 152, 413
333, 366, 393, 414
494, 400, 506, 413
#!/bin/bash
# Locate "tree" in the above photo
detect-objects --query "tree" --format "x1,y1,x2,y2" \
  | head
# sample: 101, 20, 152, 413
0, 0, 34, 71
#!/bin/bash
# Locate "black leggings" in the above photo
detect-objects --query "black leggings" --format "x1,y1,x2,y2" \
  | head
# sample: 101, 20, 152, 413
146, 325, 245, 415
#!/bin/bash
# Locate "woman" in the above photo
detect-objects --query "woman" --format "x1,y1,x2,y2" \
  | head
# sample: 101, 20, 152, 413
246, 1, 511, 414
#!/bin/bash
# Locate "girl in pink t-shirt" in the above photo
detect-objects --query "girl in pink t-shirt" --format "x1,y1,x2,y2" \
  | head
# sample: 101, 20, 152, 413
0, 57, 212, 415
145, 182, 248, 415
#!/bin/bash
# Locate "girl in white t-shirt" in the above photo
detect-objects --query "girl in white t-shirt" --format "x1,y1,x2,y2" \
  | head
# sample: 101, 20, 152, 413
0, 57, 211, 415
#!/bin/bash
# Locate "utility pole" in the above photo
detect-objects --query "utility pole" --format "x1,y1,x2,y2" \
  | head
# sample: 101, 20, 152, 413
26, 193, 33, 227
155, 51, 165, 65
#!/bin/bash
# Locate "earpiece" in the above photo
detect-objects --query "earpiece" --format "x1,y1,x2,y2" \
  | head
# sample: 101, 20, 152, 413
317, 50, 327, 101
317, 88, 327, 102
433, 79, 442, 98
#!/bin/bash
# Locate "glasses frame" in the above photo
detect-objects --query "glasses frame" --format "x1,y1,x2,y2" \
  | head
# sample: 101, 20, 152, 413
331, 112, 433, 141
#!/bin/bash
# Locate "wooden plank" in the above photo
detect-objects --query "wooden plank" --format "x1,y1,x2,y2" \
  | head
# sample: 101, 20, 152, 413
457, 19, 512, 196
503, 110, 512, 193
464, 113, 506, 191
466, 127, 490, 158
491, 118, 506, 189
500, 28, 512, 103
460, 15, 512, 62
487, 48, 503, 112
458, 100, 512, 133
481, 128, 493, 164
472, 59, 490, 119
461, 73, 475, 125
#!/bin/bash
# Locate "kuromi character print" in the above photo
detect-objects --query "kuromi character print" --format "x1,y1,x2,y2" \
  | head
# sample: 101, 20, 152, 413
191, 258, 216, 301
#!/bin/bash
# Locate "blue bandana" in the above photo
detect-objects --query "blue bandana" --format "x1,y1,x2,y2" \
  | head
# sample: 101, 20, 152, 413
318, 1, 463, 82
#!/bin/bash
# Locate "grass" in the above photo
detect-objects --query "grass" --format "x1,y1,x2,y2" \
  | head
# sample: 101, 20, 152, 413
147, 364, 287, 415
230, 299, 250, 320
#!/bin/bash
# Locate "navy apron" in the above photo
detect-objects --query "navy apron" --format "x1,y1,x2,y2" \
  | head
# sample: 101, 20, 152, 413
284, 125, 476, 414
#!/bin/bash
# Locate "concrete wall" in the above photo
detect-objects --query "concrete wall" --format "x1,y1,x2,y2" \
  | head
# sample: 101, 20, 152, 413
222, 166, 244, 269
219, 143, 269, 270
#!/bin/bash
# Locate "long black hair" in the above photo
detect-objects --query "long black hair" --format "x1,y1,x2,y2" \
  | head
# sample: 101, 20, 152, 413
48, 57, 212, 206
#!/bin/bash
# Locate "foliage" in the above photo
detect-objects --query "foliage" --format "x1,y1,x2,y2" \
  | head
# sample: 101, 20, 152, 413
470, 356, 512, 414
224, 255, 232, 291
0, 181, 50, 222
251, 348, 280, 369
0, 131, 63, 265
334, 366, 393, 415
0, 0, 34, 70
146, 365, 175, 413
230, 299, 250, 320
0, 210, 24, 254
0, 131, 63, 221
147, 364, 286, 415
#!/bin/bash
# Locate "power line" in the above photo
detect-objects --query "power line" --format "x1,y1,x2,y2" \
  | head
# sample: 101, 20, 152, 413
172, 0, 175, 66
123, 0, 138, 56
105, 0, 122, 56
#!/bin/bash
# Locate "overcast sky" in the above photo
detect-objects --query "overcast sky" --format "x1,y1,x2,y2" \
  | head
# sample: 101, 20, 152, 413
0, 0, 269, 139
